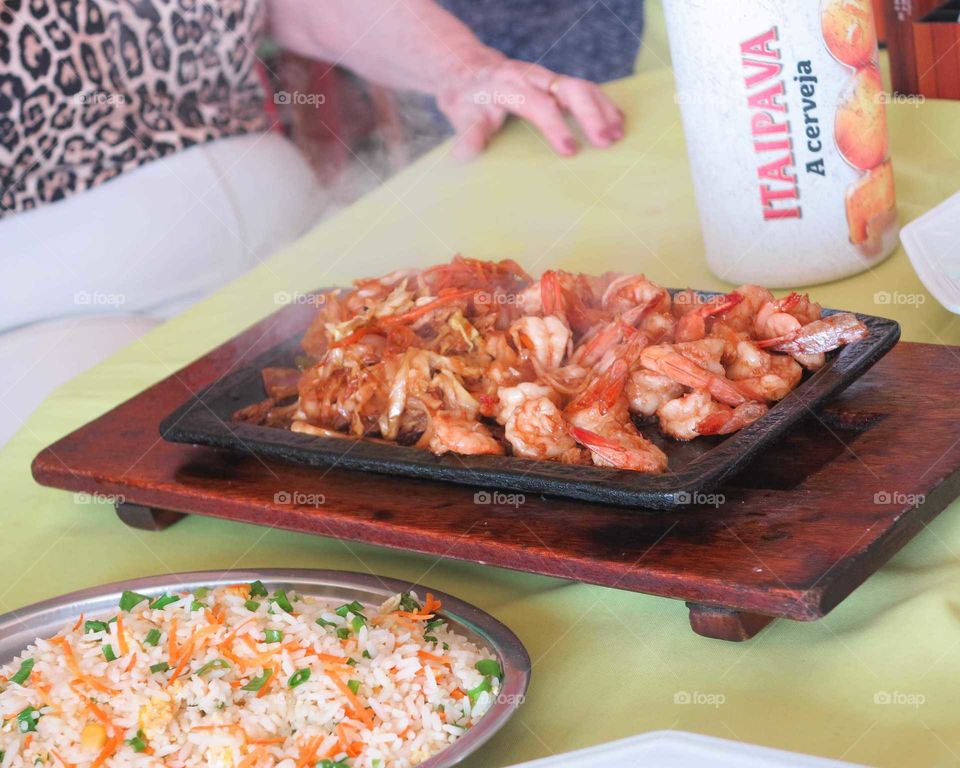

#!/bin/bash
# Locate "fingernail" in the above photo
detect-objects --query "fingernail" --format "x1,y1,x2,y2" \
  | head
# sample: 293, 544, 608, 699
611, 127, 624, 141
562, 138, 577, 155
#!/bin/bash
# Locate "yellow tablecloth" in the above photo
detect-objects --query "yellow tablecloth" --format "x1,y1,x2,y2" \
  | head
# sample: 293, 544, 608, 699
4, 35, 960, 768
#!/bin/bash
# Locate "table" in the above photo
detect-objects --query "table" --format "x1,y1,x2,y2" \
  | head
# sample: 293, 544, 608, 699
4, 37, 960, 768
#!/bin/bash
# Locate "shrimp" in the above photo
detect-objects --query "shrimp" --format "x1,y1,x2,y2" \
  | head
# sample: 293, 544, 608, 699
509, 315, 571, 371
717, 284, 775, 334
725, 343, 802, 402
505, 397, 585, 462
495, 382, 559, 425
601, 273, 671, 316
656, 390, 726, 440
756, 313, 868, 362
754, 292, 828, 369
569, 426, 668, 473
696, 401, 769, 436
640, 343, 747, 406
426, 411, 504, 456
565, 356, 669, 472
674, 291, 744, 342
626, 370, 685, 418
657, 390, 769, 440
539, 270, 606, 335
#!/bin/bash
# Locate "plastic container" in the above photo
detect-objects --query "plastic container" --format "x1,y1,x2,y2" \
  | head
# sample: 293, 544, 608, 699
663, 0, 899, 287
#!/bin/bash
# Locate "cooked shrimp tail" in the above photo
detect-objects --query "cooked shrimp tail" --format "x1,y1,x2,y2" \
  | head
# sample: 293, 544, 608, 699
755, 313, 868, 355
696, 401, 769, 435
569, 426, 668, 473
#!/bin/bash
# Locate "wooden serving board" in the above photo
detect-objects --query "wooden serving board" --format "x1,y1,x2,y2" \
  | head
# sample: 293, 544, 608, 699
31, 303, 960, 641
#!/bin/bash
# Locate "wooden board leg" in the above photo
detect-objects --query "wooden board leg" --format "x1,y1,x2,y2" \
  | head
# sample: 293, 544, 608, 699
116, 501, 186, 531
686, 602, 776, 641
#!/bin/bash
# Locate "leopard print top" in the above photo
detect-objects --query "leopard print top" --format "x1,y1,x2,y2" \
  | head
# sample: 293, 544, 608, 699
0, 0, 270, 218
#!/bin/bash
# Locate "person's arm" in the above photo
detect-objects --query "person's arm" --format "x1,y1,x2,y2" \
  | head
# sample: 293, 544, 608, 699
267, 0, 624, 157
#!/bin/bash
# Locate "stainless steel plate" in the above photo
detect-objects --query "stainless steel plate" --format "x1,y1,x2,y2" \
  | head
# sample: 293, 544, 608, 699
0, 569, 531, 768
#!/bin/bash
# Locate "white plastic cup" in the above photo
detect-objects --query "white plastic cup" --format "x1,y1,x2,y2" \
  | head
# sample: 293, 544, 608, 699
663, 0, 899, 286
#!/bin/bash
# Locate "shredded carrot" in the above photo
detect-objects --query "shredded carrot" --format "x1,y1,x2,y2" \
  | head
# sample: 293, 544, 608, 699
51, 749, 76, 768
23, 733, 33, 750
51, 636, 117, 695
423, 593, 442, 614
116, 613, 129, 656
256, 669, 276, 699
72, 614, 84, 633
218, 618, 256, 649
295, 735, 324, 768
417, 650, 450, 666
325, 665, 374, 728
123, 653, 138, 674
247, 737, 285, 745
347, 741, 364, 758
237, 747, 267, 768
90, 730, 123, 768
168, 617, 179, 662
450, 687, 465, 700
395, 611, 435, 621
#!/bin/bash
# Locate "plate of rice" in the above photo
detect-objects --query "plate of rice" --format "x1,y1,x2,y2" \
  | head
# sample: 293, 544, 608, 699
0, 569, 530, 768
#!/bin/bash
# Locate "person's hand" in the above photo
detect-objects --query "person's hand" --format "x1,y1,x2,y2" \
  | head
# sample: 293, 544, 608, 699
437, 59, 625, 159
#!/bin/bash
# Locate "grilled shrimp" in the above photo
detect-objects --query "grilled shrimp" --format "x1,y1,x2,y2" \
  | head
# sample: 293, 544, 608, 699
495, 382, 559, 424
505, 397, 584, 462
674, 291, 744, 342
626, 370, 685, 418
754, 292, 828, 369
725, 341, 802, 402
656, 390, 767, 440
569, 426, 668, 472
426, 411, 504, 456
510, 315, 572, 371
640, 343, 746, 406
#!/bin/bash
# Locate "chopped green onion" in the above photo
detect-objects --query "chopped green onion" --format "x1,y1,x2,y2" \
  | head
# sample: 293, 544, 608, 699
317, 760, 351, 768
9, 659, 33, 685
150, 594, 179, 610
346, 657, 357, 667
270, 589, 294, 614
475, 659, 502, 678
424, 635, 438, 644
193, 587, 211, 599
425, 618, 444, 632
244, 600, 260, 612
372, 760, 382, 768
288, 668, 311, 688
335, 601, 365, 618
119, 591, 151, 612
196, 658, 231, 677
264, 629, 283, 644
126, 730, 149, 753
242, 668, 274, 692
16, 707, 39, 733
442, 643, 449, 651
347, 679, 360, 695
351, 616, 365, 633
249, 580, 268, 598
84, 620, 110, 634
335, 628, 350, 640
362, 650, 371, 659
150, 662, 170, 673
144, 629, 162, 647
467, 676, 492, 704
399, 593, 420, 612
316, 617, 335, 628
190, 600, 205, 612
102, 644, 117, 662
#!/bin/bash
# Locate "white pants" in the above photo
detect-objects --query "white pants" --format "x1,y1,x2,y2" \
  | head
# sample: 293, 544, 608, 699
0, 132, 325, 447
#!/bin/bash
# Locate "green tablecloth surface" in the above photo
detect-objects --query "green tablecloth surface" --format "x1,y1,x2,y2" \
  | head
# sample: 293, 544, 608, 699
4, 47, 960, 768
